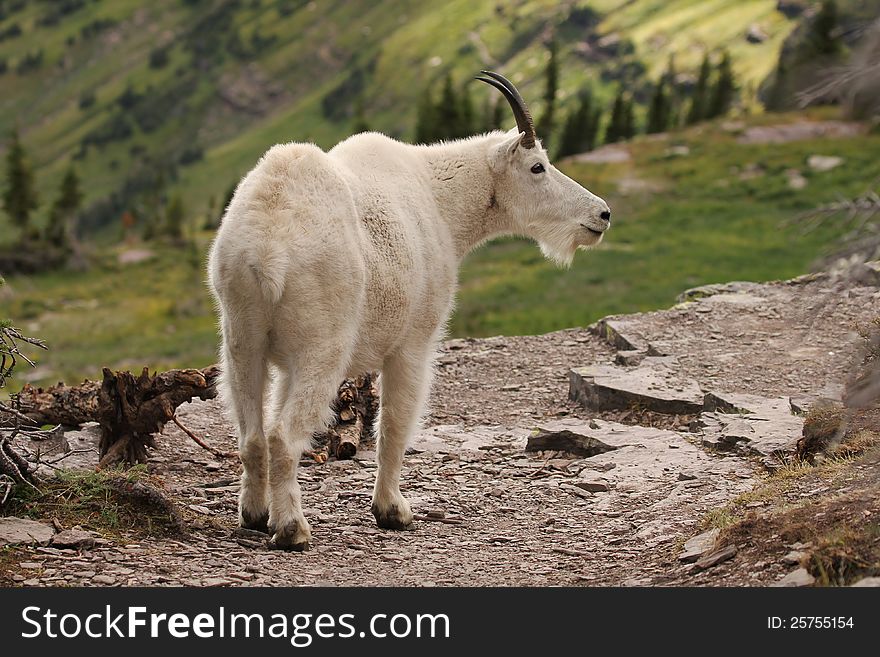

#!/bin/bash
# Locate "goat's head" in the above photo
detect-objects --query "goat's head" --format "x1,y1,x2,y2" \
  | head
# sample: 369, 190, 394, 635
477, 71, 611, 266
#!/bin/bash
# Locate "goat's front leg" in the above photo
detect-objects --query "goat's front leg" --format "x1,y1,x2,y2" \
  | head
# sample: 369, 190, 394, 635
372, 348, 433, 530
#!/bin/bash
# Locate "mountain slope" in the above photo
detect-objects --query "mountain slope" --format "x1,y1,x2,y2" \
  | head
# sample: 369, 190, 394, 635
0, 0, 800, 240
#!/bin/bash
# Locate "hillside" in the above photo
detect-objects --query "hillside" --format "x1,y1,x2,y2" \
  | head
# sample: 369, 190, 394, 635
0, 0, 801, 241
4, 108, 877, 387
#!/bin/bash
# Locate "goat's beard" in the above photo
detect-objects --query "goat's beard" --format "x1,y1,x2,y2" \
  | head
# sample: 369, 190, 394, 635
533, 221, 596, 268
538, 238, 577, 268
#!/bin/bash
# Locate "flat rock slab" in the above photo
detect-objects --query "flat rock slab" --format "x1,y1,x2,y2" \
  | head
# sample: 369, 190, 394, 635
529, 419, 755, 522
569, 358, 704, 414
771, 567, 815, 587
676, 281, 766, 304
590, 317, 651, 353
527, 418, 639, 456
0, 517, 55, 547
51, 528, 96, 550
32, 422, 101, 477
695, 392, 804, 460
409, 424, 528, 454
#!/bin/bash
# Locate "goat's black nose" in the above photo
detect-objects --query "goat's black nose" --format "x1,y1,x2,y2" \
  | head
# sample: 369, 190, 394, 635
600, 210, 611, 222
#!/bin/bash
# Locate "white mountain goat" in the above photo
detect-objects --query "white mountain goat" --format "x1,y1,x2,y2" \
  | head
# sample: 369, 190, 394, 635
208, 71, 611, 550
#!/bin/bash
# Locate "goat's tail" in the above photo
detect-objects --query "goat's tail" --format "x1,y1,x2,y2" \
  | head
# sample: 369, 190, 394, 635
249, 238, 289, 305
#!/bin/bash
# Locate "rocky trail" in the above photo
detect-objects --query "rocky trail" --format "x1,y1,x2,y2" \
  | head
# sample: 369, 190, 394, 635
2, 270, 879, 587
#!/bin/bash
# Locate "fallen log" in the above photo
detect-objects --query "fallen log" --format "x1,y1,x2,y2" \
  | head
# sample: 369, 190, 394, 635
323, 372, 378, 460
16, 365, 380, 465
17, 379, 101, 426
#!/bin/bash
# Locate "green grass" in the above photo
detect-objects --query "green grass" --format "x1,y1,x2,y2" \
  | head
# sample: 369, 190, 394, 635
3, 466, 182, 539
451, 108, 877, 336
3, 109, 875, 387
4, 242, 217, 386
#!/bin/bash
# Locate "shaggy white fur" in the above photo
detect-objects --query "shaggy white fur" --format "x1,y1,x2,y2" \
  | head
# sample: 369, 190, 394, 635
208, 125, 609, 550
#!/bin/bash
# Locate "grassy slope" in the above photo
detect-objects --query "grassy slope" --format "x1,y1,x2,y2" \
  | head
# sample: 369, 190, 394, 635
454, 108, 878, 335
0, 0, 796, 243
4, 108, 875, 386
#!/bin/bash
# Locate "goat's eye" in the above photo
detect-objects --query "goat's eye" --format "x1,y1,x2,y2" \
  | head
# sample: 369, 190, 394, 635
530, 163, 545, 174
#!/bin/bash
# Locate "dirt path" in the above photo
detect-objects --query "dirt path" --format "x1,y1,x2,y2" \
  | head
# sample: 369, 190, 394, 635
4, 273, 878, 586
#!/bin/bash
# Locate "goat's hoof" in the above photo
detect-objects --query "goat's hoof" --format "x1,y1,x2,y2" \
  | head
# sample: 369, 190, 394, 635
268, 521, 311, 551
371, 503, 414, 531
240, 511, 270, 534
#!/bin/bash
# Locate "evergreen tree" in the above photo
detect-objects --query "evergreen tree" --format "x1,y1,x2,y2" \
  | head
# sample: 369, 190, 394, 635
352, 97, 370, 134
604, 89, 628, 144
46, 166, 82, 248
686, 54, 711, 125
164, 194, 185, 240
415, 86, 437, 144
646, 78, 671, 134
482, 96, 504, 132
622, 96, 636, 140
436, 74, 462, 140
490, 96, 505, 131
556, 90, 596, 158
2, 129, 39, 240
204, 195, 217, 230
458, 82, 475, 138
588, 107, 602, 150
535, 40, 559, 148
809, 0, 842, 56
708, 50, 736, 119
662, 55, 682, 129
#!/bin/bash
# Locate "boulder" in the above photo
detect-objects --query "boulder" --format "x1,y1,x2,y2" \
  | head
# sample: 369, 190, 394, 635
0, 517, 55, 547
569, 358, 704, 414
807, 155, 844, 172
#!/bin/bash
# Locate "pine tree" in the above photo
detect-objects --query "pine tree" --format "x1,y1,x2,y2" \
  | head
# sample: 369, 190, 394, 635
556, 90, 595, 158
604, 89, 626, 144
164, 194, 185, 240
415, 86, 437, 144
458, 82, 475, 138
482, 97, 504, 132
536, 40, 559, 148
662, 55, 681, 129
646, 78, 670, 134
46, 166, 83, 248
587, 107, 602, 150
2, 129, 39, 240
436, 74, 462, 140
708, 50, 736, 119
810, 0, 842, 56
686, 54, 711, 125
622, 96, 636, 140
352, 97, 370, 134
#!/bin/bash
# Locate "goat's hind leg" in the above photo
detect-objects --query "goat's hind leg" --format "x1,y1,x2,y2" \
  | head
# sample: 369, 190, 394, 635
220, 339, 270, 534
266, 363, 344, 551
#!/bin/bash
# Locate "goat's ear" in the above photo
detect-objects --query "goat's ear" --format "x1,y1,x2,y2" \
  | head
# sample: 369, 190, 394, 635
488, 130, 526, 171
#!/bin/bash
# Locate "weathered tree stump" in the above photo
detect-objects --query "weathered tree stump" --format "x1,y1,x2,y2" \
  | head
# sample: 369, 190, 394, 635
95, 366, 220, 467
16, 366, 220, 468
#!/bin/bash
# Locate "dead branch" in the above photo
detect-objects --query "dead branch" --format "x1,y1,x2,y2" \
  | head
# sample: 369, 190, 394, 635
172, 414, 232, 459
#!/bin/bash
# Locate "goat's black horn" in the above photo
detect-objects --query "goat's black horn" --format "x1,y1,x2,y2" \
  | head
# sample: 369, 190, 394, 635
475, 70, 536, 149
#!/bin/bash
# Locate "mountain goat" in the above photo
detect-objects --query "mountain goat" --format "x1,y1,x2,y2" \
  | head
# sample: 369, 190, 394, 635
208, 71, 611, 550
